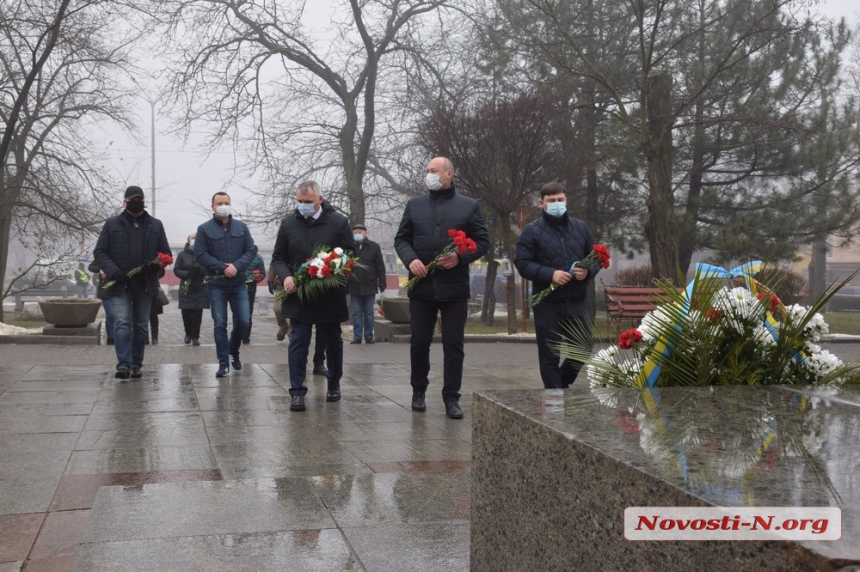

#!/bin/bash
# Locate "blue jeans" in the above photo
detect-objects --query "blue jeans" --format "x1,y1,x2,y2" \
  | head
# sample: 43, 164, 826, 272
288, 321, 343, 396
208, 282, 250, 365
111, 284, 152, 371
101, 298, 116, 341
351, 294, 376, 341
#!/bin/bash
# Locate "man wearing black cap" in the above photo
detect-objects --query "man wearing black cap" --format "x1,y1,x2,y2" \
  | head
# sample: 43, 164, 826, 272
347, 224, 387, 344
94, 186, 172, 379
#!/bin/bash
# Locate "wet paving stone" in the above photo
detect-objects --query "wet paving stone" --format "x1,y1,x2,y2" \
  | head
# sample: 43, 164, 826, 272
29, 509, 90, 560
311, 471, 471, 527
81, 479, 335, 543
50, 470, 224, 512
65, 445, 218, 475
366, 460, 472, 473
0, 452, 71, 514
0, 513, 44, 562
341, 522, 469, 572
74, 529, 363, 572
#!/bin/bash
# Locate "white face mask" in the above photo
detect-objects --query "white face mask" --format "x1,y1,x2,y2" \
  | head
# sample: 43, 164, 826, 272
215, 205, 231, 219
425, 173, 443, 191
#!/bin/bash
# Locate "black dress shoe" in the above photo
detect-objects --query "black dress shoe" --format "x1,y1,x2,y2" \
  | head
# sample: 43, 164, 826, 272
243, 338, 250, 344
115, 369, 130, 380
326, 381, 341, 402
445, 400, 464, 419
192, 338, 200, 346
312, 365, 327, 376
130, 366, 142, 378
184, 335, 191, 344
365, 339, 375, 344
411, 393, 426, 412
151, 338, 158, 345
290, 395, 306, 411
350, 339, 361, 344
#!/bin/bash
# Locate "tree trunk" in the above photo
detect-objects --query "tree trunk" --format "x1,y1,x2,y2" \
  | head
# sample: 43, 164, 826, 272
340, 98, 366, 224
502, 233, 517, 335
679, 95, 705, 278
582, 82, 600, 231
0, 195, 12, 324
481, 242, 497, 325
808, 235, 827, 304
644, 73, 680, 284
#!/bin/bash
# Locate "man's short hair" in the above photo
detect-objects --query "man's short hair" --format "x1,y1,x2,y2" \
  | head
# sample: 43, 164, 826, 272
540, 182, 567, 199
296, 181, 321, 196
211, 191, 230, 204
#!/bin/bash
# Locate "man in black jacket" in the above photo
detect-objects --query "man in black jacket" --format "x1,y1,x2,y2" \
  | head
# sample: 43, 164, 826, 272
348, 224, 387, 344
94, 186, 171, 379
515, 182, 600, 389
394, 157, 490, 419
271, 181, 354, 412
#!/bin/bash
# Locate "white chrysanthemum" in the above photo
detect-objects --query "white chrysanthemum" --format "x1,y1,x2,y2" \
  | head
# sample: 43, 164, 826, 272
638, 306, 674, 342
334, 247, 344, 255
804, 312, 829, 341
752, 324, 777, 347
311, 259, 326, 269
803, 349, 842, 378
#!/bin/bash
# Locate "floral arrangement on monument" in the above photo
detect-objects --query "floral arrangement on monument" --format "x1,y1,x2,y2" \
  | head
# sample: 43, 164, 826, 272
557, 261, 860, 388
274, 245, 362, 304
532, 244, 610, 305
103, 252, 173, 289
403, 229, 477, 291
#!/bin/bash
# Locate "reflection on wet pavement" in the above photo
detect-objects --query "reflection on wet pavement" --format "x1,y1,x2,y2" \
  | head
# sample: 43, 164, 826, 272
0, 348, 542, 571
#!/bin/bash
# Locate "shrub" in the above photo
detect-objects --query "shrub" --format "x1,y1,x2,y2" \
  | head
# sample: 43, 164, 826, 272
612, 265, 654, 287
754, 267, 807, 306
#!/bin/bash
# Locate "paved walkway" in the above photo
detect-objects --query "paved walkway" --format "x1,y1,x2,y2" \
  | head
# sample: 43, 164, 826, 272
2, 304, 860, 571
0, 305, 543, 572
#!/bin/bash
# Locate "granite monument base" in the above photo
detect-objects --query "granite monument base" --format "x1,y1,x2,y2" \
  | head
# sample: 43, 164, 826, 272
43, 320, 102, 343
471, 386, 860, 572
373, 318, 411, 343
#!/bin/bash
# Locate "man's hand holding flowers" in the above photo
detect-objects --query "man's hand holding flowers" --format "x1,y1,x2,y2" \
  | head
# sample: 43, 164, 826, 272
404, 229, 477, 290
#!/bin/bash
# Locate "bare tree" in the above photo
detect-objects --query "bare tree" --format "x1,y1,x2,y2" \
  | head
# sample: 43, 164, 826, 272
158, 0, 451, 227
0, 0, 138, 321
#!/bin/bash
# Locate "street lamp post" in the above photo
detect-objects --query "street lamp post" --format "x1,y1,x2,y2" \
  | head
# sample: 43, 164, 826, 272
148, 98, 158, 217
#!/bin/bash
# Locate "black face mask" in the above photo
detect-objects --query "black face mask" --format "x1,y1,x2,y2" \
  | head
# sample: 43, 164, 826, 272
126, 201, 144, 214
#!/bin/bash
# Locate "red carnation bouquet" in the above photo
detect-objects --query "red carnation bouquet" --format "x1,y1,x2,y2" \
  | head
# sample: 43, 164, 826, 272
274, 245, 362, 304
103, 252, 173, 289
404, 229, 477, 291
532, 244, 610, 305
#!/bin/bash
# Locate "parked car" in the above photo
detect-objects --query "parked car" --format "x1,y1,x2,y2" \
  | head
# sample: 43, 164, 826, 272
828, 285, 860, 312
470, 275, 531, 305
9, 277, 77, 298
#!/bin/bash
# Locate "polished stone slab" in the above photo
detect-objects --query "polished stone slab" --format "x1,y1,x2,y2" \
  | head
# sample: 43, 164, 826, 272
65, 445, 217, 475
471, 386, 860, 571
342, 522, 469, 572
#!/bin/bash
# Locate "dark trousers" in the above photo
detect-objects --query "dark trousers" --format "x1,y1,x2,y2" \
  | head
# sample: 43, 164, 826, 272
288, 321, 342, 396
181, 309, 203, 339
533, 302, 593, 389
245, 284, 257, 341
149, 314, 159, 341
313, 327, 326, 367
409, 297, 468, 402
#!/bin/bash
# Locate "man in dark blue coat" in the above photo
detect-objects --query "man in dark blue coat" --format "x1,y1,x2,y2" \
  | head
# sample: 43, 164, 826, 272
394, 157, 490, 419
515, 182, 600, 389
195, 192, 258, 377
271, 181, 354, 412
94, 185, 171, 379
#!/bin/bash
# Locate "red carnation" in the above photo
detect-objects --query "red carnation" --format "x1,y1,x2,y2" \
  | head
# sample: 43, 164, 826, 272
346, 259, 355, 269
308, 265, 319, 277
757, 292, 781, 313
707, 307, 722, 322
617, 328, 642, 349
157, 253, 173, 267
321, 266, 331, 277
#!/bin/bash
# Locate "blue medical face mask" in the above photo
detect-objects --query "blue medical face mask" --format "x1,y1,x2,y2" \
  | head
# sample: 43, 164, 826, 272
545, 202, 567, 217
354, 234, 365, 242
297, 203, 316, 217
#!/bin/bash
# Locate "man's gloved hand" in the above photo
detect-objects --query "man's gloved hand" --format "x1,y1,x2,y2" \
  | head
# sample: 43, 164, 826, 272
267, 281, 275, 294
112, 270, 128, 283
379, 286, 386, 294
